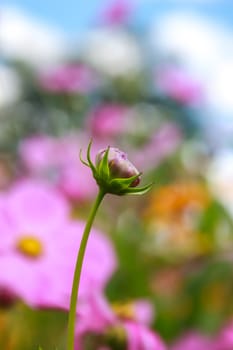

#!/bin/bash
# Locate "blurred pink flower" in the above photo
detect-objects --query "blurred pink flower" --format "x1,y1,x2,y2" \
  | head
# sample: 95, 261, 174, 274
132, 123, 182, 171
156, 66, 203, 105
171, 331, 213, 350
75, 292, 166, 350
0, 180, 117, 309
214, 321, 233, 350
39, 64, 97, 94
19, 134, 102, 201
99, 0, 132, 26
87, 103, 129, 139
124, 321, 166, 350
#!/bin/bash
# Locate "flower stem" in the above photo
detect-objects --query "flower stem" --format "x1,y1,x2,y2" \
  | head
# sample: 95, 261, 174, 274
67, 188, 106, 350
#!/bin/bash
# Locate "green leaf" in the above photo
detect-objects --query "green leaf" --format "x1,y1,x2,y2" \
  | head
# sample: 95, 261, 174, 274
198, 200, 233, 237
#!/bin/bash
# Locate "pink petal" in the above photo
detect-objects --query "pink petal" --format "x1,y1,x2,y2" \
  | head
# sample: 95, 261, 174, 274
76, 292, 116, 335
124, 321, 166, 350
171, 331, 213, 350
134, 300, 154, 325
7, 180, 69, 235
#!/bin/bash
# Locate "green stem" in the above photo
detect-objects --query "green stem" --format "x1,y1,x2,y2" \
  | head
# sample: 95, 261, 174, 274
67, 189, 106, 350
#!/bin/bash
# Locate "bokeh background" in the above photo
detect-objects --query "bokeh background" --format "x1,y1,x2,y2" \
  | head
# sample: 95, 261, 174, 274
1, 0, 233, 349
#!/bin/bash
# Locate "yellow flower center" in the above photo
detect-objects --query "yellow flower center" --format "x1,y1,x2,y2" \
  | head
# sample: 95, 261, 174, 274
16, 236, 43, 258
111, 302, 135, 320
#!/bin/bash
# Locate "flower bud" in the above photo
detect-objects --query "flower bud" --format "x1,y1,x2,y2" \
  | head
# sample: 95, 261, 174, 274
95, 147, 140, 187
80, 141, 152, 196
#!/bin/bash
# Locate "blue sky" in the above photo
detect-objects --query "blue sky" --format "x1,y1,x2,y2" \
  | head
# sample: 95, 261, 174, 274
2, 0, 233, 34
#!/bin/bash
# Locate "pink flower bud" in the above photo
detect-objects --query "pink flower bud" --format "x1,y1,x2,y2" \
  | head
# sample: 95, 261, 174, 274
80, 141, 151, 196
96, 147, 140, 187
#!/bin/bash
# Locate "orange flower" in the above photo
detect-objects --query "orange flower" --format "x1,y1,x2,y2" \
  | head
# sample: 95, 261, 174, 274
144, 182, 210, 224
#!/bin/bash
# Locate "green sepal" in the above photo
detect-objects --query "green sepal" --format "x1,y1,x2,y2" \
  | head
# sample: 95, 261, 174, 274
86, 140, 96, 173
97, 146, 110, 181
120, 182, 153, 195
109, 173, 142, 190
79, 148, 90, 168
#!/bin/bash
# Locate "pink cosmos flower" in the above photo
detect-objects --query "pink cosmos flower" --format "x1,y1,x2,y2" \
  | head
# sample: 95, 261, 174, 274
132, 123, 182, 171
0, 180, 117, 309
87, 103, 130, 139
39, 64, 97, 94
214, 321, 233, 350
75, 291, 166, 350
19, 134, 103, 201
99, 0, 132, 26
171, 331, 213, 350
156, 66, 203, 106
124, 321, 166, 350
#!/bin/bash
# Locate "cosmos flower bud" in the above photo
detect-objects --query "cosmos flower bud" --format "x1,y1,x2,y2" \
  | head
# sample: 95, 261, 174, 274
80, 141, 152, 196
95, 147, 141, 187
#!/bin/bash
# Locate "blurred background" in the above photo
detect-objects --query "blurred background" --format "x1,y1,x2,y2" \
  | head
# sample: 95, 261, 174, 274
1, 0, 233, 349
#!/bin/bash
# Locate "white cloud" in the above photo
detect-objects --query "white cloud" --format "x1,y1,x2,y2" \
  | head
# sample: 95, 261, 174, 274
150, 12, 231, 73
0, 6, 68, 68
149, 12, 233, 143
206, 59, 233, 116
83, 28, 143, 76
